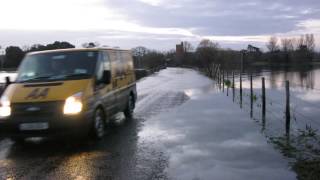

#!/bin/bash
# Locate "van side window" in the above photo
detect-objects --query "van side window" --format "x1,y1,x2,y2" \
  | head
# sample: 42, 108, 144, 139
115, 51, 124, 77
95, 53, 104, 84
103, 51, 111, 71
121, 52, 134, 74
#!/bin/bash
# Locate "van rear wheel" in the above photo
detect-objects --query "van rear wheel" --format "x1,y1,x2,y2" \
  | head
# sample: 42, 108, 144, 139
91, 108, 106, 140
124, 95, 135, 119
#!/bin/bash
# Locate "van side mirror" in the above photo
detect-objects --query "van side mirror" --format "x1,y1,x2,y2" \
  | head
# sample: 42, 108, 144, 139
102, 70, 111, 84
5, 76, 11, 87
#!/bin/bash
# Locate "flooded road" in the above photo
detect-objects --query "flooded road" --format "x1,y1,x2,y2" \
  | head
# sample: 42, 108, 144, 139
0, 68, 296, 180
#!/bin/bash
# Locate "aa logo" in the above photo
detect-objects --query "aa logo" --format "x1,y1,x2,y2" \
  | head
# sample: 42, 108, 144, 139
25, 88, 50, 100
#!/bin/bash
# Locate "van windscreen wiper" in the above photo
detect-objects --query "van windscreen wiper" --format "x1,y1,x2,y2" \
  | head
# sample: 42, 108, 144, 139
63, 73, 91, 78
20, 75, 53, 82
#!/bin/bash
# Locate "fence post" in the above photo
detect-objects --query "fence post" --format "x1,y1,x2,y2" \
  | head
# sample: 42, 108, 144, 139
250, 74, 253, 118
218, 68, 221, 88
232, 71, 235, 102
226, 71, 229, 96
222, 70, 225, 92
262, 77, 266, 118
212, 63, 217, 80
285, 81, 290, 136
240, 72, 242, 108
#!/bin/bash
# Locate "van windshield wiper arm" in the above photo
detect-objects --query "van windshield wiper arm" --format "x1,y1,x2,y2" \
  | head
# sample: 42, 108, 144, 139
20, 75, 53, 82
63, 73, 91, 78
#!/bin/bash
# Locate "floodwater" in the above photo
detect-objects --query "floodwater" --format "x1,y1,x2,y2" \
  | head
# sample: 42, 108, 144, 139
0, 68, 298, 179
228, 64, 320, 137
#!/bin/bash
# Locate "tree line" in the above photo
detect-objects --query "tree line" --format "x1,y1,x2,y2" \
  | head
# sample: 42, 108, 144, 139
265, 34, 316, 63
172, 34, 318, 73
0, 34, 318, 72
131, 46, 166, 70
0, 41, 75, 68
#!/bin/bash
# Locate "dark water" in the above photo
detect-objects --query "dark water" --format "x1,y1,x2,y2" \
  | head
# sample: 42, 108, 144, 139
243, 63, 320, 90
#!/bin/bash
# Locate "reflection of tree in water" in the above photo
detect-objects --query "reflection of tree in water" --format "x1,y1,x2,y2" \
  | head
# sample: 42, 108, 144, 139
268, 64, 315, 90
299, 66, 314, 89
242, 64, 320, 179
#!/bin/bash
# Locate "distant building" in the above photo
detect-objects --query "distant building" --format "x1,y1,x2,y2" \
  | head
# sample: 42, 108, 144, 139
245, 44, 262, 62
247, 44, 261, 53
176, 42, 184, 58
174, 42, 185, 66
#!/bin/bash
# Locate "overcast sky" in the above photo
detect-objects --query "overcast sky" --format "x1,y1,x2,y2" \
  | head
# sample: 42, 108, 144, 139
0, 0, 319, 51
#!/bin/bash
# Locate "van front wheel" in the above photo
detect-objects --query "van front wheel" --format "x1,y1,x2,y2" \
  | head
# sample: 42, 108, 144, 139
91, 108, 106, 139
124, 95, 135, 119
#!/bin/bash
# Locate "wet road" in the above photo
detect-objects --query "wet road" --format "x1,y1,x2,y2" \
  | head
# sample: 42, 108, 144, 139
0, 68, 296, 180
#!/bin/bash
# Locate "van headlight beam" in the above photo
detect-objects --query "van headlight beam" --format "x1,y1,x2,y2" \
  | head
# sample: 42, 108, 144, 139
0, 96, 11, 118
63, 92, 83, 115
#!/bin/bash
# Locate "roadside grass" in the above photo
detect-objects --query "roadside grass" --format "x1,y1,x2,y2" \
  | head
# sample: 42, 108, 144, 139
269, 126, 320, 180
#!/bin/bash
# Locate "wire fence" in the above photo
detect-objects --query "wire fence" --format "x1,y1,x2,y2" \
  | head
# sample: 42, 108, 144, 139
203, 63, 320, 138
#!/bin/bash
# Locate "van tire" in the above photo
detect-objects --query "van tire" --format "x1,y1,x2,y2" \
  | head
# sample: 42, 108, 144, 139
91, 108, 106, 140
124, 95, 135, 119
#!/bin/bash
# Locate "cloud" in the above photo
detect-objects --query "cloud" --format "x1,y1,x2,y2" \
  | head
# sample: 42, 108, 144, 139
296, 19, 320, 34
138, 0, 163, 6
0, 0, 319, 50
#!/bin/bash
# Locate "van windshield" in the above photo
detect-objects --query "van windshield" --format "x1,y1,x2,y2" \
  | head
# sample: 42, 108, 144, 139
16, 51, 98, 83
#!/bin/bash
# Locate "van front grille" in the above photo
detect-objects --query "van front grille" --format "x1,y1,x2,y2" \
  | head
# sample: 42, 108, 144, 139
11, 101, 64, 117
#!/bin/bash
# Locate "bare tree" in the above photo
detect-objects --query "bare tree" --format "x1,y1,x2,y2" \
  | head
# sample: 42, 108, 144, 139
281, 38, 294, 52
131, 46, 149, 68
305, 34, 315, 52
182, 41, 194, 53
297, 35, 305, 50
197, 39, 219, 49
297, 35, 304, 49
196, 39, 220, 75
266, 36, 279, 52
132, 46, 148, 57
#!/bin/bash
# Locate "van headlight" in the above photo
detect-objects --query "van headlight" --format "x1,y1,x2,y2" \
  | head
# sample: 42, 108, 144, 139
0, 96, 11, 118
63, 92, 83, 115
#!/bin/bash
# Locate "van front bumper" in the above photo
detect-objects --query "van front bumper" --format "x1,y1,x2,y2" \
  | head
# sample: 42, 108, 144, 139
0, 101, 93, 138
0, 114, 92, 138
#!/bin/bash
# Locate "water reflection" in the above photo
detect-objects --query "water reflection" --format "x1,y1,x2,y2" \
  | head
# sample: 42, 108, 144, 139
0, 115, 142, 179
225, 64, 320, 177
138, 90, 296, 180
245, 64, 319, 90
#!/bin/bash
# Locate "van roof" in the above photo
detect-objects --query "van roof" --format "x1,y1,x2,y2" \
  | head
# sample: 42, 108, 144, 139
27, 48, 131, 55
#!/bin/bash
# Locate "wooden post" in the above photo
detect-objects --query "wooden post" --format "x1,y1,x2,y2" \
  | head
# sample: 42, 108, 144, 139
232, 71, 235, 102
250, 74, 253, 118
217, 65, 220, 80
214, 64, 219, 80
241, 52, 244, 73
285, 81, 290, 136
218, 69, 221, 89
262, 77, 266, 118
226, 71, 229, 96
222, 70, 225, 92
212, 63, 216, 79
218, 69, 220, 84
211, 65, 214, 78
240, 72, 242, 108
240, 50, 245, 108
